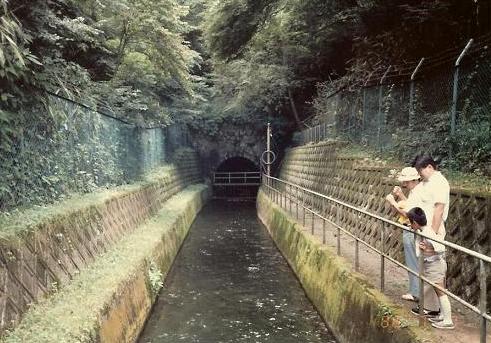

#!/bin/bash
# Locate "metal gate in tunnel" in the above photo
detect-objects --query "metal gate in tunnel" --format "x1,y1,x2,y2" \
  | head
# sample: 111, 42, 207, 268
212, 157, 260, 199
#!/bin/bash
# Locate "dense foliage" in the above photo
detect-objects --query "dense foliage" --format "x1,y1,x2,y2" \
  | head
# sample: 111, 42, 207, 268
198, 0, 490, 173
1, 0, 490, 204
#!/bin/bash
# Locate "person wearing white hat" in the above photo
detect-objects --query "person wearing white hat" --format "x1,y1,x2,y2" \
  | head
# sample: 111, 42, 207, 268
385, 167, 440, 317
386, 167, 423, 301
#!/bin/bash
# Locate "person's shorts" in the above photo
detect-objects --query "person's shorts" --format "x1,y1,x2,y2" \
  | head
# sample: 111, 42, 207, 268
424, 255, 447, 283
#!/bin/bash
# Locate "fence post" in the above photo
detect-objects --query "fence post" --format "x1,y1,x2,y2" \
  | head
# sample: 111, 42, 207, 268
418, 250, 425, 326
480, 259, 487, 343
302, 190, 306, 226
355, 239, 360, 272
377, 66, 391, 150
451, 39, 473, 135
409, 58, 425, 129
361, 73, 372, 138
380, 222, 385, 292
336, 206, 341, 256
311, 195, 315, 235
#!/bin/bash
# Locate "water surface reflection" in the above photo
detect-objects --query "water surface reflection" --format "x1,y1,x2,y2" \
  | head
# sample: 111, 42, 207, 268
138, 200, 337, 343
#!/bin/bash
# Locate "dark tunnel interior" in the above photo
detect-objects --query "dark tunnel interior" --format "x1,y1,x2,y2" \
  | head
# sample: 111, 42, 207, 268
213, 157, 260, 199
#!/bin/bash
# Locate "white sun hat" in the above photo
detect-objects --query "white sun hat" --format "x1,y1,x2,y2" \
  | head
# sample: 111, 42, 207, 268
397, 167, 420, 182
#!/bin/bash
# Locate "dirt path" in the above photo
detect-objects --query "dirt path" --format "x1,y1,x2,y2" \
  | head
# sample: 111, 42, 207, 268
275, 196, 490, 343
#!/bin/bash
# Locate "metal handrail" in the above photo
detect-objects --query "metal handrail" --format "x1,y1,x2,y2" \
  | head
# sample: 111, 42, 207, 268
264, 175, 491, 263
214, 172, 261, 175
213, 172, 261, 185
261, 174, 490, 340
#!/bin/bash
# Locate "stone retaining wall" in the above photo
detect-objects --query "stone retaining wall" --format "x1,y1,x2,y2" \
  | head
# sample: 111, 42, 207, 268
278, 141, 491, 310
257, 190, 433, 343
0, 150, 202, 334
2, 185, 209, 343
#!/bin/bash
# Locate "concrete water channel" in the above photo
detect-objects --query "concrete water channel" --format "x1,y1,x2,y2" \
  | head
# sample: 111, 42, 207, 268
137, 200, 337, 343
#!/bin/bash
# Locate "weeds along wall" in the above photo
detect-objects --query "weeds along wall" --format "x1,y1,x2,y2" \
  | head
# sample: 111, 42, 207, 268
0, 94, 191, 212
278, 141, 491, 310
0, 150, 202, 334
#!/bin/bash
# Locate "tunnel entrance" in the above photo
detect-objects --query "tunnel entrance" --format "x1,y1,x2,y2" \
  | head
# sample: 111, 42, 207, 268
213, 157, 260, 199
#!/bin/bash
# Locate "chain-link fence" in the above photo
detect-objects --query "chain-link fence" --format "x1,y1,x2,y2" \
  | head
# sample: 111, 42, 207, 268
294, 36, 491, 173
0, 93, 191, 212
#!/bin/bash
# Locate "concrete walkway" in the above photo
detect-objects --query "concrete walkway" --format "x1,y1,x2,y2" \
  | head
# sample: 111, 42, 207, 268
273, 195, 491, 343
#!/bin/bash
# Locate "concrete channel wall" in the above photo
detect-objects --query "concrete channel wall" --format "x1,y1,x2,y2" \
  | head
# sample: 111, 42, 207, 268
257, 190, 431, 343
0, 149, 203, 337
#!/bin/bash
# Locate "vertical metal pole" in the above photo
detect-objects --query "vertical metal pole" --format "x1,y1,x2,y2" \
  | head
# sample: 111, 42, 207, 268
361, 73, 372, 138
302, 190, 306, 227
451, 39, 473, 136
289, 184, 292, 213
377, 66, 391, 150
322, 218, 326, 244
380, 223, 385, 292
362, 87, 367, 133
336, 207, 341, 256
418, 251, 425, 326
311, 197, 315, 235
355, 239, 360, 272
480, 259, 487, 343
266, 123, 272, 177
296, 186, 299, 220
282, 185, 285, 209
410, 58, 425, 129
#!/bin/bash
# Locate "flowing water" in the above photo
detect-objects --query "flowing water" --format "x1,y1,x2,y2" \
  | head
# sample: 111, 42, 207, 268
138, 200, 337, 343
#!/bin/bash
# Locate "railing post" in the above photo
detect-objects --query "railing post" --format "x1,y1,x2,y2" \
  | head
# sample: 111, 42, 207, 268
380, 222, 385, 292
336, 206, 341, 256
302, 190, 306, 227
296, 186, 299, 220
311, 197, 315, 235
282, 185, 285, 209
289, 184, 292, 213
322, 217, 326, 244
418, 250, 425, 326
480, 259, 487, 343
355, 239, 360, 272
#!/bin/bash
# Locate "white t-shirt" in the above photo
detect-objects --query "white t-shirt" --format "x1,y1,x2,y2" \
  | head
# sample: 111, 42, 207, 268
419, 171, 450, 225
406, 182, 425, 210
415, 225, 446, 256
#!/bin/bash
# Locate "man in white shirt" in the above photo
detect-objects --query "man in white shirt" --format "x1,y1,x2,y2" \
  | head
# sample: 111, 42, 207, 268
411, 155, 453, 330
413, 155, 450, 238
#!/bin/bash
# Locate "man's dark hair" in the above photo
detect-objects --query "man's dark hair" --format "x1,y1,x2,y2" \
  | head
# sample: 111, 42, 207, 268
407, 207, 427, 226
412, 155, 438, 171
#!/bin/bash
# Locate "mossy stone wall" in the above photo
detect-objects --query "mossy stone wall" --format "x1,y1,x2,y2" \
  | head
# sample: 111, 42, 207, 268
2, 185, 209, 343
0, 151, 202, 335
257, 190, 433, 343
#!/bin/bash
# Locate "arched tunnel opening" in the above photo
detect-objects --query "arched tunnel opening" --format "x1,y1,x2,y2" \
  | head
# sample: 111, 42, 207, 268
213, 157, 261, 199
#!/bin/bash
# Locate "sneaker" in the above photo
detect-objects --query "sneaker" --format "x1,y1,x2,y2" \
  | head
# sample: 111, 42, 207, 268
411, 307, 441, 318
401, 293, 418, 302
428, 316, 443, 323
431, 321, 455, 330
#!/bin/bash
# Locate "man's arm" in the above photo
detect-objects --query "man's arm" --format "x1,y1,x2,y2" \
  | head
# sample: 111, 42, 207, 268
431, 203, 445, 234
386, 195, 407, 217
